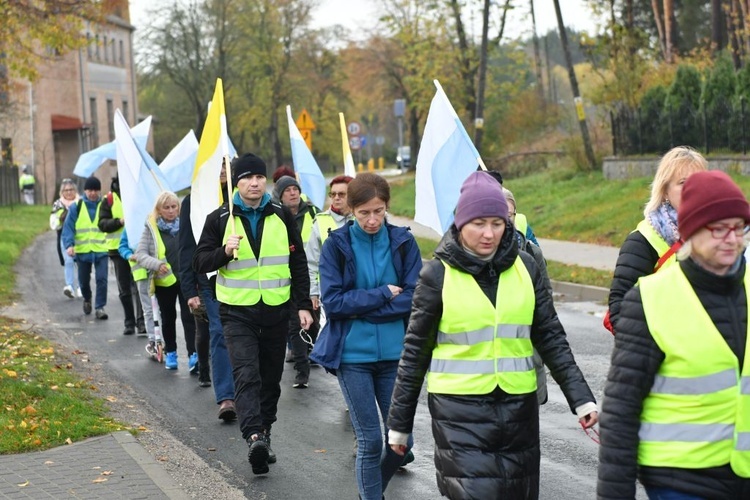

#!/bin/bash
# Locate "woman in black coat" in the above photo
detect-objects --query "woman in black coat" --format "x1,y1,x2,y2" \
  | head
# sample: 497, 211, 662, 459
387, 172, 598, 500
608, 147, 706, 332
598, 171, 750, 499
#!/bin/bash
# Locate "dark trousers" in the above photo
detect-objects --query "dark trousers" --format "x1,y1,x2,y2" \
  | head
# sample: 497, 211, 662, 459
110, 253, 144, 329
288, 306, 319, 384
220, 305, 286, 441
195, 312, 210, 371
155, 282, 196, 355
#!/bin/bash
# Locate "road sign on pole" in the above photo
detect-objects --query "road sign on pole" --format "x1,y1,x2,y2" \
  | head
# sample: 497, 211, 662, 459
296, 109, 316, 150
347, 121, 362, 136
349, 136, 362, 151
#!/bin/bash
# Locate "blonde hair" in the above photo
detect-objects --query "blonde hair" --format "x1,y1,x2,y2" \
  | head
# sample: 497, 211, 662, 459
643, 146, 707, 217
151, 191, 180, 220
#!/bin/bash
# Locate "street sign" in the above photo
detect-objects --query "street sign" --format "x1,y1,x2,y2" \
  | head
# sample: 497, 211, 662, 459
347, 121, 362, 136
349, 136, 362, 150
296, 109, 315, 150
296, 109, 316, 131
360, 136, 367, 147
375, 136, 385, 146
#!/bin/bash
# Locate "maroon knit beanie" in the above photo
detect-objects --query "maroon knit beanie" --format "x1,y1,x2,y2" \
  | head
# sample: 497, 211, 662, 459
678, 170, 750, 241
453, 171, 509, 230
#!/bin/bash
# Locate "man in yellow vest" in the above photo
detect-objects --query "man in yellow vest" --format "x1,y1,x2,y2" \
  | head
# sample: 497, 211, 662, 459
61, 176, 109, 319
98, 177, 145, 335
193, 153, 313, 475
18, 165, 35, 205
272, 173, 321, 387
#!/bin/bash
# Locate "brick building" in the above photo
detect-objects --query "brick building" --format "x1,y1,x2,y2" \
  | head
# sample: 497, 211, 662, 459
0, 0, 138, 204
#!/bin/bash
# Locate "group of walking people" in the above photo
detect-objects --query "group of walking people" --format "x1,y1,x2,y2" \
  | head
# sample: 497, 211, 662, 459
48, 144, 750, 499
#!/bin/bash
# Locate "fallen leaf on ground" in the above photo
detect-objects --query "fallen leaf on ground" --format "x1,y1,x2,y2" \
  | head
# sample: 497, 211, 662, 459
65, 438, 73, 445
92, 477, 108, 483
314, 449, 327, 453
72, 350, 87, 355
157, 455, 168, 462
21, 405, 36, 415
106, 396, 117, 402
17, 480, 29, 487
50, 386, 58, 390
44, 461, 54, 465
101, 471, 112, 476
208, 447, 216, 451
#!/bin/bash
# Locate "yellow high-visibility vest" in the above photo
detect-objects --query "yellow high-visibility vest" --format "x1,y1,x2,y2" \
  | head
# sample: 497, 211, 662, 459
427, 256, 537, 395
105, 192, 124, 251
147, 218, 177, 287
638, 264, 750, 476
314, 212, 339, 245
74, 201, 107, 254
636, 219, 676, 268
216, 214, 291, 306
301, 209, 315, 242
515, 213, 528, 237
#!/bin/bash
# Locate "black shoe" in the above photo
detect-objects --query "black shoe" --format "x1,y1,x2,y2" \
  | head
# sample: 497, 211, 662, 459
198, 364, 211, 387
248, 435, 270, 474
401, 449, 415, 467
123, 327, 135, 335
292, 382, 309, 389
83, 301, 92, 315
95, 308, 108, 320
262, 430, 276, 464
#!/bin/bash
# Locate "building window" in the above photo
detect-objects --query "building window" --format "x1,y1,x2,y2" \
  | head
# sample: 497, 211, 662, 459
90, 97, 99, 146
122, 100, 129, 125
119, 40, 124, 65
103, 35, 108, 62
111, 38, 115, 64
107, 99, 114, 141
1, 138, 12, 167
95, 35, 100, 60
0, 63, 7, 106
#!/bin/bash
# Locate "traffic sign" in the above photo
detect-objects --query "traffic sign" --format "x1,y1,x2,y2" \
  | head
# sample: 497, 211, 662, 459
347, 121, 362, 136
349, 136, 362, 150
296, 109, 316, 131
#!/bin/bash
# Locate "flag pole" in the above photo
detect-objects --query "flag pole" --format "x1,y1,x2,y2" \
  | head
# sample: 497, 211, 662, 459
224, 154, 237, 259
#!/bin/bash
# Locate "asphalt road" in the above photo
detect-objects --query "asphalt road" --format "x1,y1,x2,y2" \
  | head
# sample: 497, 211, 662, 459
14, 230, 645, 499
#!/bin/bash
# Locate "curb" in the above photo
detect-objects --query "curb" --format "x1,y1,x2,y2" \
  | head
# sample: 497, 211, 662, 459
551, 280, 608, 304
112, 431, 186, 499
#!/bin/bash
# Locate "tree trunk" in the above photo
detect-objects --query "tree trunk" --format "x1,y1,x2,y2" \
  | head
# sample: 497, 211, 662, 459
664, 0, 674, 64
474, 0, 491, 152
448, 0, 476, 118
728, 0, 742, 68
530, 0, 545, 100
651, 0, 668, 60
712, 0, 725, 52
553, 0, 597, 170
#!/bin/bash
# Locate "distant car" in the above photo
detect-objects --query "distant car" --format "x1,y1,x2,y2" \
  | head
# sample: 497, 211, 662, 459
396, 146, 411, 170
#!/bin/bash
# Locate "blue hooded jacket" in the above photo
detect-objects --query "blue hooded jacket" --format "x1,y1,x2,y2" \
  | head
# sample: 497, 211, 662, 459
310, 221, 423, 372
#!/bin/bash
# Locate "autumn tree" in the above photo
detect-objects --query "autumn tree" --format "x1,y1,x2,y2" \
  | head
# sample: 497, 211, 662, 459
0, 0, 102, 81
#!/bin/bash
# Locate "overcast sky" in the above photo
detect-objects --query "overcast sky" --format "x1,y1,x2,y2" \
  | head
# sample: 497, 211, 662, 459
128, 0, 597, 39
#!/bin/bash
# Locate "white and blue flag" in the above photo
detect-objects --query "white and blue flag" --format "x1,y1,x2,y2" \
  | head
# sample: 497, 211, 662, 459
73, 117, 152, 178
286, 105, 326, 209
159, 130, 199, 192
415, 80, 484, 235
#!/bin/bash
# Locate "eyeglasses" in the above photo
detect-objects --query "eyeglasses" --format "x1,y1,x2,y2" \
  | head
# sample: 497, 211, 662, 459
706, 223, 749, 240
329, 191, 347, 198
580, 421, 600, 445
62, 188, 76, 192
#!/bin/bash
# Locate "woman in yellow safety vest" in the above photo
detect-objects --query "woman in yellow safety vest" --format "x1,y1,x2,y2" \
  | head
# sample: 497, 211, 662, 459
135, 191, 197, 371
598, 170, 750, 499
607, 147, 707, 333
387, 171, 599, 500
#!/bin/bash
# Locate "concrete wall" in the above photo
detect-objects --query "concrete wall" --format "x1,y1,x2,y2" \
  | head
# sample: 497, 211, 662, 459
603, 156, 750, 180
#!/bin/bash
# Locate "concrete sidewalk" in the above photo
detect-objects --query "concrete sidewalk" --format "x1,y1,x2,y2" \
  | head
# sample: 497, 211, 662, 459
0, 431, 186, 499
388, 214, 617, 302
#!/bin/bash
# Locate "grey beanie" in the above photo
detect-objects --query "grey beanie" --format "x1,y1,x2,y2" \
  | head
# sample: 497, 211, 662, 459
273, 176, 301, 200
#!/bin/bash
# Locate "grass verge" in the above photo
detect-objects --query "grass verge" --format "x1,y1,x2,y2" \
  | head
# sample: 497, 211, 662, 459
0, 205, 125, 454
545, 261, 613, 289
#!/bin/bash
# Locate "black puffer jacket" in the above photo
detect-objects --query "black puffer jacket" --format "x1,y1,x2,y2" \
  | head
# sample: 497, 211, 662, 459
608, 227, 660, 331
388, 225, 596, 500
598, 257, 750, 500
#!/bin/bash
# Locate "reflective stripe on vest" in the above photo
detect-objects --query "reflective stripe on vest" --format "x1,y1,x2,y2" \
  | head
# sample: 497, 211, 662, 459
105, 192, 124, 251
129, 259, 148, 281
427, 256, 536, 395
636, 219, 673, 262
639, 264, 750, 476
74, 201, 107, 253
216, 214, 291, 306
147, 218, 177, 287
314, 212, 339, 245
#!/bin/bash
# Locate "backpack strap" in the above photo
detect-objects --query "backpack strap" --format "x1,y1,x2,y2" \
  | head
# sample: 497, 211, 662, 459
654, 241, 683, 273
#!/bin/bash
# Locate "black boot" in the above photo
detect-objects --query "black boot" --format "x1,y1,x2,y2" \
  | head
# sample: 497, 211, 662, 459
198, 363, 211, 387
262, 428, 277, 464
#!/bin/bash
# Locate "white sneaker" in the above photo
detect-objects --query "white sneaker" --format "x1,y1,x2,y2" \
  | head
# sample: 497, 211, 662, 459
63, 286, 74, 299
75, 288, 83, 298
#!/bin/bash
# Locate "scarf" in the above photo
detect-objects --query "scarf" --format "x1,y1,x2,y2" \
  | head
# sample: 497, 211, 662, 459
157, 217, 180, 236
61, 195, 78, 209
647, 201, 680, 246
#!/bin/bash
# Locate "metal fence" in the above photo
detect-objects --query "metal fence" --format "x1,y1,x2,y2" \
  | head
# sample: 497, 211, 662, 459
611, 97, 750, 156
0, 164, 20, 206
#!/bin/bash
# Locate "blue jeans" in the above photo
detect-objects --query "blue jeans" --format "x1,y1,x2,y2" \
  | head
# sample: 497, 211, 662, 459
77, 254, 108, 309
60, 239, 78, 289
201, 289, 235, 404
337, 361, 413, 500
646, 487, 706, 500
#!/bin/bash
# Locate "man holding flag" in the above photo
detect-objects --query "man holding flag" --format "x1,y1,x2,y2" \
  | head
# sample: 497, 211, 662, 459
193, 153, 313, 475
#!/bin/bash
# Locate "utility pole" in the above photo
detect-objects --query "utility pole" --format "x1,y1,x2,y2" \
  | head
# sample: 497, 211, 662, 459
553, 0, 596, 170
530, 0, 544, 100
473, 0, 491, 152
